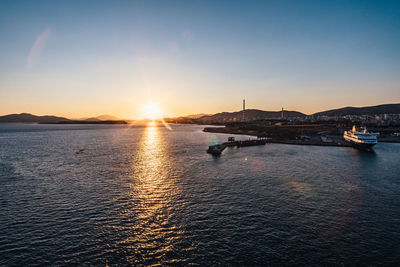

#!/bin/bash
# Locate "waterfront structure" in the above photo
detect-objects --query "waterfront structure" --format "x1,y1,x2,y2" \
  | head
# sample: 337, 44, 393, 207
207, 137, 267, 156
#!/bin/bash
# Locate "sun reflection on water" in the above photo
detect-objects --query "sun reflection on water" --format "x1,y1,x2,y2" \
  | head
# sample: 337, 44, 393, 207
120, 124, 185, 264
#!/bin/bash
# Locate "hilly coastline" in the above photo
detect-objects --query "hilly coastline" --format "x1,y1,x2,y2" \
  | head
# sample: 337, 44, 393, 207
0, 113, 126, 124
195, 109, 305, 124
187, 103, 400, 124
0, 113, 70, 123
1, 103, 399, 124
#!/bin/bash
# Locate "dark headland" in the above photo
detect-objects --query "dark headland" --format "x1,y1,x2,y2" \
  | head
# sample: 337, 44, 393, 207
0, 113, 127, 124
43, 120, 127, 124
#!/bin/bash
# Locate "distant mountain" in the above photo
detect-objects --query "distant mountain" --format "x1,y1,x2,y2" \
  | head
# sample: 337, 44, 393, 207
195, 109, 306, 124
313, 104, 400, 117
0, 113, 70, 123
48, 120, 127, 125
86, 115, 120, 121
72, 115, 120, 121
184, 113, 211, 119
84, 117, 101, 122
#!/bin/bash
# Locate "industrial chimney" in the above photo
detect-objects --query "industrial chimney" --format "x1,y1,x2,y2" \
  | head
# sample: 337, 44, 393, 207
243, 99, 245, 122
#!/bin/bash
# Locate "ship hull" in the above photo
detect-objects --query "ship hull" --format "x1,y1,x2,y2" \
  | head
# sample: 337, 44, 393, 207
345, 140, 376, 151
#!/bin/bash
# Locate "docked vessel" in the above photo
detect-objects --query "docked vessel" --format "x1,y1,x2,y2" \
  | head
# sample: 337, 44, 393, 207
343, 125, 379, 150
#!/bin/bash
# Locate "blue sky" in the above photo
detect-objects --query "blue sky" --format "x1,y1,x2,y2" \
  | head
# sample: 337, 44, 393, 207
0, 0, 399, 118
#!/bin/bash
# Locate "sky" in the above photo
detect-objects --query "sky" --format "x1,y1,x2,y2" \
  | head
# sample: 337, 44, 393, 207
0, 0, 399, 119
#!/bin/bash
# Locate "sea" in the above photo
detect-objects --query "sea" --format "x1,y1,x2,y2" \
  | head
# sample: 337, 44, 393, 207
0, 123, 399, 266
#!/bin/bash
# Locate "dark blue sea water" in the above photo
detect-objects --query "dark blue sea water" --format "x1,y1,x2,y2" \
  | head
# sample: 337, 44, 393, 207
0, 123, 399, 266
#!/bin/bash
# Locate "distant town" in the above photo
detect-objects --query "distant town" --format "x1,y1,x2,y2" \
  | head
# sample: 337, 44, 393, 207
164, 103, 400, 145
165, 103, 400, 126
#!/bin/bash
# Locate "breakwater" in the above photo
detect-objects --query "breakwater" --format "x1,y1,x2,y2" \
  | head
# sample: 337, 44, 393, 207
203, 127, 352, 147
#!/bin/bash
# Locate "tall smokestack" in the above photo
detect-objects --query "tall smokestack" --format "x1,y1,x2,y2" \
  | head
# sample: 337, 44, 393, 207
243, 99, 245, 122
281, 107, 284, 119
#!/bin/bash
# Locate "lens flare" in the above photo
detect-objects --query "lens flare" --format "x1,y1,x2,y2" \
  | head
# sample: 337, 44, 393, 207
142, 101, 163, 120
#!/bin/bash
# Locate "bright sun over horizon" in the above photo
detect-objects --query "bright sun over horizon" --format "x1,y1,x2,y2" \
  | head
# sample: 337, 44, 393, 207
142, 101, 163, 120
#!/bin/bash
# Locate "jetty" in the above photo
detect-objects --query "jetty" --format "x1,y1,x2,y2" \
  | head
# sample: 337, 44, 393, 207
207, 137, 267, 156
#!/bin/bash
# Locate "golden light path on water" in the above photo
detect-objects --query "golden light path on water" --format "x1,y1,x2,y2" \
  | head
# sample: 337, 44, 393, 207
120, 124, 185, 264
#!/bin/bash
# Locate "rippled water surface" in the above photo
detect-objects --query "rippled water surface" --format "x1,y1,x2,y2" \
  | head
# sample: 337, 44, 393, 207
0, 123, 399, 266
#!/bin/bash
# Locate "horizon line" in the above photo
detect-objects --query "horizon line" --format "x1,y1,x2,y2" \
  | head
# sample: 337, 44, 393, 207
1, 102, 400, 120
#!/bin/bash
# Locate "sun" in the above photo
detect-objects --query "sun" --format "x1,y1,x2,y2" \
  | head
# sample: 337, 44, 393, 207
143, 101, 162, 120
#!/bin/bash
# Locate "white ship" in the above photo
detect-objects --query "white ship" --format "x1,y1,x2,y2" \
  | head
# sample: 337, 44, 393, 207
343, 125, 379, 150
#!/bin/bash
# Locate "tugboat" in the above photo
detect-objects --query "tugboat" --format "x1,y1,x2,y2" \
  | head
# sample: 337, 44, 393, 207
343, 125, 379, 150
207, 144, 225, 156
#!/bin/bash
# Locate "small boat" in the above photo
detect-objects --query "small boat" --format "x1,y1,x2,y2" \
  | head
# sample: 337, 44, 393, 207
75, 149, 85, 154
207, 144, 224, 156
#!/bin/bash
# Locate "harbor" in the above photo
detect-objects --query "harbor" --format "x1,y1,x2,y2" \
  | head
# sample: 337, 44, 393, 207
199, 100, 400, 154
203, 123, 399, 151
